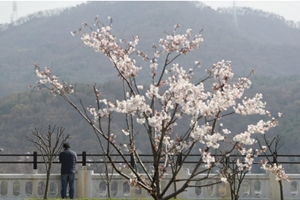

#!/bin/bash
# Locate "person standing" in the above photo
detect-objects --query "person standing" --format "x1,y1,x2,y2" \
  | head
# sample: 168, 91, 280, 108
59, 142, 77, 199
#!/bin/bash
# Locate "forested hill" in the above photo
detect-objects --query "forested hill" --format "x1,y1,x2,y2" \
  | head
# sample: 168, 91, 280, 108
0, 2, 300, 172
0, 76, 300, 162
0, 1, 299, 98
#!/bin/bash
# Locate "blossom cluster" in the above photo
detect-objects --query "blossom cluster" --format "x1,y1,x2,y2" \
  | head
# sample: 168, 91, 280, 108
79, 17, 142, 79
200, 149, 215, 169
158, 25, 203, 54
261, 160, 289, 181
34, 65, 74, 95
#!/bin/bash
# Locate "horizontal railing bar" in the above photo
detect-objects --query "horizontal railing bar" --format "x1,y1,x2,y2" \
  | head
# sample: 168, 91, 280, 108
1, 161, 300, 164
0, 152, 299, 170
1, 153, 300, 157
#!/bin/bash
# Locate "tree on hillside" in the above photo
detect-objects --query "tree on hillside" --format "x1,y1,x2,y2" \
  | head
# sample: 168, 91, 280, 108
30, 16, 287, 200
27, 125, 70, 199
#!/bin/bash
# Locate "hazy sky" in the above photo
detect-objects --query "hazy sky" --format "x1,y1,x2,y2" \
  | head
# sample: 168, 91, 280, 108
0, 1, 299, 24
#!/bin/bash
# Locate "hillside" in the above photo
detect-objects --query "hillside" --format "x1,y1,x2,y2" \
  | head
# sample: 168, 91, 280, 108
0, 76, 300, 165
0, 1, 300, 171
0, 1, 299, 98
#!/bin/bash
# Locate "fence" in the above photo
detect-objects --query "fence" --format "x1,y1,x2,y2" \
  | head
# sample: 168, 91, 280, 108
1, 152, 300, 170
0, 152, 299, 199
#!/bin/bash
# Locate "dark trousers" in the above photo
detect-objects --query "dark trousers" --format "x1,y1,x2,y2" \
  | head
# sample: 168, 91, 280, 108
61, 174, 75, 199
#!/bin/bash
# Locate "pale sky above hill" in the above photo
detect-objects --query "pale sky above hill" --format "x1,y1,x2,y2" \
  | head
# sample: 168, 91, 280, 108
0, 1, 299, 24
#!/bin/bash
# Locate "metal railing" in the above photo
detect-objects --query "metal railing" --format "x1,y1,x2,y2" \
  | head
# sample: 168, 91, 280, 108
0, 152, 300, 169
0, 152, 299, 199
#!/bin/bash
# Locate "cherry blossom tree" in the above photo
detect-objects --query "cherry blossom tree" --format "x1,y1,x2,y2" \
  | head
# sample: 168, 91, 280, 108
30, 16, 286, 200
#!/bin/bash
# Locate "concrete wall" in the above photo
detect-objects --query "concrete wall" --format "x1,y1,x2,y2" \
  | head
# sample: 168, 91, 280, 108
0, 168, 298, 199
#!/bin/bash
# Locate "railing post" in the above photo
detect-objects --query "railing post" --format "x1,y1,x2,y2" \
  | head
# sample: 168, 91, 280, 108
77, 164, 93, 198
176, 153, 182, 166
33, 151, 37, 170
32, 151, 38, 174
82, 151, 86, 167
130, 153, 135, 169
268, 171, 281, 199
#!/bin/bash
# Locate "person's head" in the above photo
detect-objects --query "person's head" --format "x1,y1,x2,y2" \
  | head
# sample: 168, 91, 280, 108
63, 142, 70, 149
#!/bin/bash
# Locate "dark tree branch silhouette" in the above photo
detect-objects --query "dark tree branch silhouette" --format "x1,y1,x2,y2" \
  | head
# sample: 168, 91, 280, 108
27, 124, 70, 199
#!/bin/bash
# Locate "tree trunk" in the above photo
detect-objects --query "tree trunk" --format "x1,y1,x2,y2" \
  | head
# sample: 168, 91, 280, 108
107, 182, 111, 198
279, 180, 284, 200
44, 162, 52, 199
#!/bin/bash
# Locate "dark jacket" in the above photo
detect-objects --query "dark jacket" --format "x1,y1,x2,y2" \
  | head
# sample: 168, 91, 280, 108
59, 148, 77, 174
